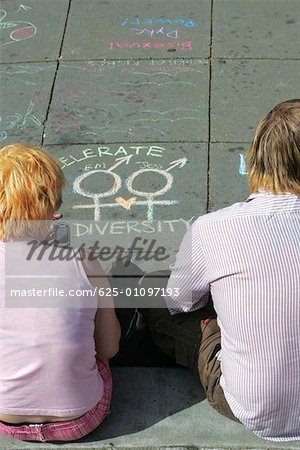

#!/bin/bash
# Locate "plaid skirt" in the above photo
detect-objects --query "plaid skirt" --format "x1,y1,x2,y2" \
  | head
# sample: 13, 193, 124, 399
0, 356, 112, 442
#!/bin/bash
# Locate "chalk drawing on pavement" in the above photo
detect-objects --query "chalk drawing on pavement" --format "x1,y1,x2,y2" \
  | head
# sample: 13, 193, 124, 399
239, 154, 248, 175
0, 100, 42, 143
120, 17, 197, 28
108, 41, 192, 51
72, 156, 188, 222
0, 7, 37, 46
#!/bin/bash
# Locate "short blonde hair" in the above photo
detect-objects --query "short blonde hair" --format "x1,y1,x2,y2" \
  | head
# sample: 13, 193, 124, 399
246, 99, 300, 195
0, 143, 65, 239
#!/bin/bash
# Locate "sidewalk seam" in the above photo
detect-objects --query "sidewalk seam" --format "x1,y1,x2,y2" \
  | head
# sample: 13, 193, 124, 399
207, 0, 214, 213
41, 0, 72, 146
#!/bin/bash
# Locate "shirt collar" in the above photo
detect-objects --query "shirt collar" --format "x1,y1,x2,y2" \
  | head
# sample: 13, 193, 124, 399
246, 189, 296, 202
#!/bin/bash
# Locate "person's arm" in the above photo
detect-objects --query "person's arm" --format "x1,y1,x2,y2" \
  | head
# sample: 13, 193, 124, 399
81, 253, 121, 359
165, 219, 210, 314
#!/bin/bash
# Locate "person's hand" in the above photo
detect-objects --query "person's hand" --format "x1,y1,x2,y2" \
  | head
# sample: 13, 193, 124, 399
53, 213, 63, 220
42, 213, 63, 243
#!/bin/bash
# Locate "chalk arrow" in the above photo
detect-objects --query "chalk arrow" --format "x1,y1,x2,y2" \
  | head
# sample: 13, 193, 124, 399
108, 154, 133, 172
115, 196, 137, 210
17, 4, 32, 12
166, 157, 188, 172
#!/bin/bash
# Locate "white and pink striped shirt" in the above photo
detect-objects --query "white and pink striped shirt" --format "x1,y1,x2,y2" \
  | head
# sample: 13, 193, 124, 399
166, 192, 300, 441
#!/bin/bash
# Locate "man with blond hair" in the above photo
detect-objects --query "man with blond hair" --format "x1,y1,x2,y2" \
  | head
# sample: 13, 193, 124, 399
140, 99, 300, 441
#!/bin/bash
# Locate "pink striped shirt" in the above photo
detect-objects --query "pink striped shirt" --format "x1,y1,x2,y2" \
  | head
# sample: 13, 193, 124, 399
166, 192, 300, 441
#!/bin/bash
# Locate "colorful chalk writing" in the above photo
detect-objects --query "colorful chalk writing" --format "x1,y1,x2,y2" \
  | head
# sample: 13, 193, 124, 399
132, 108, 201, 125
111, 15, 197, 54
129, 27, 179, 39
120, 17, 196, 28
84, 162, 107, 171
46, 59, 207, 144
85, 59, 205, 68
0, 100, 42, 143
109, 41, 192, 51
59, 146, 166, 169
120, 65, 199, 74
84, 158, 164, 172
0, 64, 56, 75
135, 161, 163, 170
0, 7, 37, 47
73, 217, 195, 237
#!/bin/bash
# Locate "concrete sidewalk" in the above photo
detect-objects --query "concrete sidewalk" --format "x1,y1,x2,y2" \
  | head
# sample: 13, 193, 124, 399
1, 368, 300, 450
1, 0, 300, 448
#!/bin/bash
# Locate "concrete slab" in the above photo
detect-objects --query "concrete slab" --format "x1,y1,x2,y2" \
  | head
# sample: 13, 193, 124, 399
211, 59, 300, 143
62, 0, 210, 60
209, 143, 250, 211
213, 0, 300, 59
1, 368, 300, 450
44, 59, 209, 145
0, 63, 57, 146
0, 0, 69, 63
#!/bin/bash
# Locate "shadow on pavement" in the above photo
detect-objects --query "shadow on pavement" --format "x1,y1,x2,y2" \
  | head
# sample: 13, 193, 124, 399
79, 366, 205, 443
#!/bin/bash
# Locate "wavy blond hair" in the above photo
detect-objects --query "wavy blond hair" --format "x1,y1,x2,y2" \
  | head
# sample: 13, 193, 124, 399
246, 99, 300, 195
0, 143, 65, 239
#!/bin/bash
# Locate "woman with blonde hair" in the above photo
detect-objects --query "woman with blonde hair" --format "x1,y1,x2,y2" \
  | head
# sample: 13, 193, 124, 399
0, 143, 121, 442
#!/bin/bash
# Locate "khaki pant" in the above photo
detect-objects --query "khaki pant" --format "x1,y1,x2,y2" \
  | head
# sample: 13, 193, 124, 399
139, 270, 240, 423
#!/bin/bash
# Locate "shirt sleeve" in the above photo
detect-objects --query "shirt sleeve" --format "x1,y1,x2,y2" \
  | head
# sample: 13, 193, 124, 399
164, 219, 210, 314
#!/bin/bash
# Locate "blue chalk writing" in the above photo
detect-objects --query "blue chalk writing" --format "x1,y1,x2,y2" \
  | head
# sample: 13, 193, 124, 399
239, 153, 248, 175
121, 16, 196, 28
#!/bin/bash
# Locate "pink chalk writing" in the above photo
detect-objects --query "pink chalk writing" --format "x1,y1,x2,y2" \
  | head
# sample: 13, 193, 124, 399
108, 41, 192, 51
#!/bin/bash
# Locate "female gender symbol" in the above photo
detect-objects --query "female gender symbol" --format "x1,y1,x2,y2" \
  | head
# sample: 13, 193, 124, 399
72, 156, 186, 221
126, 168, 175, 221
73, 169, 122, 220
